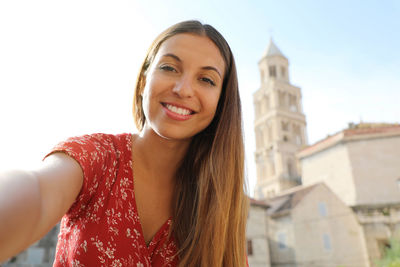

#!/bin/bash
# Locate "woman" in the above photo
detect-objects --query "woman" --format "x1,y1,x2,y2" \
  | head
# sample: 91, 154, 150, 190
0, 20, 248, 266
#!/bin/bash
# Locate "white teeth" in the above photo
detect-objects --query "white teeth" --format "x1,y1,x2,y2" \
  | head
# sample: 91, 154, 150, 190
166, 104, 191, 116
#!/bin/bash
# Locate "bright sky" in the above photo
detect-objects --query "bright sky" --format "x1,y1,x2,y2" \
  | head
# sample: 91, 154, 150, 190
1, 0, 399, 196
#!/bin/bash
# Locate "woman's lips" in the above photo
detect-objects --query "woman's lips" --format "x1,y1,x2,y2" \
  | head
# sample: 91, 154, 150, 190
161, 102, 195, 121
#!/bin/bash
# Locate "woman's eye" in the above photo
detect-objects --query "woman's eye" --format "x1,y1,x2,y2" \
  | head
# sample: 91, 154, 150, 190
159, 65, 177, 72
200, 77, 216, 86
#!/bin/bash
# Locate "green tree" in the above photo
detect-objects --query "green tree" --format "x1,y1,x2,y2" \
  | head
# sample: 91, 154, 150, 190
376, 239, 400, 267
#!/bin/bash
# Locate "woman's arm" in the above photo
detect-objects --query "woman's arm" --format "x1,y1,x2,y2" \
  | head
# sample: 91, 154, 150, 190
0, 153, 83, 261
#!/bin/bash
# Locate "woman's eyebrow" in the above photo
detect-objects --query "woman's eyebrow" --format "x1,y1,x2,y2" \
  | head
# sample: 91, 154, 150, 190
161, 53, 222, 78
201, 66, 222, 78
162, 53, 181, 62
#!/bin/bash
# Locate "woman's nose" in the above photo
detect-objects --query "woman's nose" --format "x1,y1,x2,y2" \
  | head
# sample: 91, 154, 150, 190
172, 76, 194, 98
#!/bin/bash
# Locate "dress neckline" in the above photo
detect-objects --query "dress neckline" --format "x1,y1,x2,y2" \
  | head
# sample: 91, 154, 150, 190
128, 133, 173, 253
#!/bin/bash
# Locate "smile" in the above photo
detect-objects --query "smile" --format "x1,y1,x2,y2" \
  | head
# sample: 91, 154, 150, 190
162, 103, 194, 116
161, 102, 195, 121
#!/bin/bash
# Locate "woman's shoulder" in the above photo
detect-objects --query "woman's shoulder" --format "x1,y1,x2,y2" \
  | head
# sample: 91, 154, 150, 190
48, 133, 133, 170
56, 132, 132, 150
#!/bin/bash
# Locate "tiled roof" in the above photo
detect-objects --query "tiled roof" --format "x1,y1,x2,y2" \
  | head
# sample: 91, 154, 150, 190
266, 183, 320, 216
298, 123, 400, 159
249, 197, 269, 208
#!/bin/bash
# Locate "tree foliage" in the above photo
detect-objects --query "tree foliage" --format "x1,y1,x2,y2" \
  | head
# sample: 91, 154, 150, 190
376, 239, 400, 267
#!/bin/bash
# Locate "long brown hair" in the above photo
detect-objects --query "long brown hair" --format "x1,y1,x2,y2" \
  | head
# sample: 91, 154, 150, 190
133, 20, 248, 266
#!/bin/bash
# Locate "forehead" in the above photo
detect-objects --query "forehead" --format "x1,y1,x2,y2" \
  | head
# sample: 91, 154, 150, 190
155, 33, 225, 76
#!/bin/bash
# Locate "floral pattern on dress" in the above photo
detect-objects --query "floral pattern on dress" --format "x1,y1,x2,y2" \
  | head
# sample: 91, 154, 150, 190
47, 133, 178, 267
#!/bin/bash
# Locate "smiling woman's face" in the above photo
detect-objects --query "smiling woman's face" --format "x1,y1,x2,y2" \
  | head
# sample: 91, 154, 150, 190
141, 33, 225, 142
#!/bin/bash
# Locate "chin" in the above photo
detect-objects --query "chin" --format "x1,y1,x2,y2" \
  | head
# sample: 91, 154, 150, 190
154, 128, 195, 142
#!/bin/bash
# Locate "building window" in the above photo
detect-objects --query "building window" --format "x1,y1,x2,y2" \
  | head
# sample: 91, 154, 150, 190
289, 94, 298, 112
269, 65, 277, 77
293, 125, 302, 145
281, 66, 286, 78
287, 160, 294, 177
283, 135, 289, 142
323, 234, 331, 250
281, 121, 289, 131
247, 239, 253, 256
397, 178, 400, 190
318, 202, 328, 217
278, 233, 287, 250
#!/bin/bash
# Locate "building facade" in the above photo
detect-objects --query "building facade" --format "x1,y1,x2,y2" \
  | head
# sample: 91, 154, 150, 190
298, 123, 400, 265
247, 199, 271, 267
267, 183, 370, 267
253, 39, 307, 199
298, 123, 400, 206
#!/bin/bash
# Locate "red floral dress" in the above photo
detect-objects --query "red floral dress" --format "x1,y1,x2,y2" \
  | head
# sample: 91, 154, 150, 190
47, 133, 178, 267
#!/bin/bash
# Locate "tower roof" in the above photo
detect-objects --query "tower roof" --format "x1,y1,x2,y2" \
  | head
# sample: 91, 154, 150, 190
262, 38, 286, 58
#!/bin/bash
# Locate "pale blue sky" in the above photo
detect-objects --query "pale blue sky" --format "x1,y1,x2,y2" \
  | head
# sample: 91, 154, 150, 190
1, 1, 399, 195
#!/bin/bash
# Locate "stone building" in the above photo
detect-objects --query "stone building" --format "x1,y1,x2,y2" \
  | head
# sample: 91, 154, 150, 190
298, 123, 400, 206
297, 123, 400, 265
266, 183, 370, 267
253, 39, 307, 199
247, 199, 271, 267
253, 38, 400, 266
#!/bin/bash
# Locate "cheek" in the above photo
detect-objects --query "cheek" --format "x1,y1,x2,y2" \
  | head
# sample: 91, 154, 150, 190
204, 92, 222, 122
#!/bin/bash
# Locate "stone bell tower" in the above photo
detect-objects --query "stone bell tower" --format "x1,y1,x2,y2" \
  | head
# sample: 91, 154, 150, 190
253, 39, 308, 199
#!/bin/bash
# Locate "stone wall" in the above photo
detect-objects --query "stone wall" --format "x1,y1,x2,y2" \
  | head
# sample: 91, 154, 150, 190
247, 204, 270, 267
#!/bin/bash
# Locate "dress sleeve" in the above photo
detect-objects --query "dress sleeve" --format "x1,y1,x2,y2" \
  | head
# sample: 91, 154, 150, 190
44, 133, 117, 218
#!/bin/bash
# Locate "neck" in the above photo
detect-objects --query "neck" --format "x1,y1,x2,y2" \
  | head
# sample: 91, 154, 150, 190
132, 127, 191, 185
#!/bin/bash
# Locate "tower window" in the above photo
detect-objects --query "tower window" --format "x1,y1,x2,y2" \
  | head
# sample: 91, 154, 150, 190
293, 125, 302, 145
281, 121, 289, 131
269, 66, 277, 77
283, 135, 289, 142
287, 160, 294, 177
289, 94, 298, 112
281, 66, 286, 78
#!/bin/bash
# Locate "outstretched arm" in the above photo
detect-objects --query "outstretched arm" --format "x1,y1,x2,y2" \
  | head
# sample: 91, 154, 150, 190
0, 153, 83, 261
